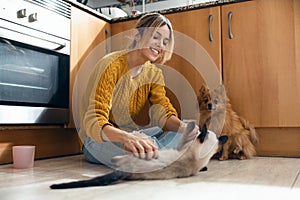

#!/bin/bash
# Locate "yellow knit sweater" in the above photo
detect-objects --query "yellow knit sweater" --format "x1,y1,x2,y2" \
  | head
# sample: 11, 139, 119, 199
79, 50, 177, 143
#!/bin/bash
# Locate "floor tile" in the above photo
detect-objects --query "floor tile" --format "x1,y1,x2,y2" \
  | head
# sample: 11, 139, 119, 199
1, 155, 300, 200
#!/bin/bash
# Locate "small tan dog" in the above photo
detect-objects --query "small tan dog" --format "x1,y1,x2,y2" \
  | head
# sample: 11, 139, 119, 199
197, 84, 258, 160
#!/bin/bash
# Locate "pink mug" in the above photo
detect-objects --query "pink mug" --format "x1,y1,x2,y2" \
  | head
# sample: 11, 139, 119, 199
12, 145, 36, 169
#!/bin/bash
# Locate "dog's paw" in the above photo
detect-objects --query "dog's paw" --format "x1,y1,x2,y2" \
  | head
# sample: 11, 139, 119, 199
233, 147, 242, 154
237, 152, 247, 160
238, 155, 247, 160
219, 155, 228, 161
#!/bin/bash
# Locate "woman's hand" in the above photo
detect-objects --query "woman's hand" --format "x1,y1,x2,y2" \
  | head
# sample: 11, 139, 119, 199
122, 131, 158, 160
101, 125, 158, 160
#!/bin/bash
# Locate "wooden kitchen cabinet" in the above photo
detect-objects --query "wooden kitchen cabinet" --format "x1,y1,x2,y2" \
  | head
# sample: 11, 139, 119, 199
79, 0, 300, 156
165, 8, 222, 118
166, 7, 222, 71
222, 0, 300, 156
111, 19, 138, 51
70, 6, 111, 128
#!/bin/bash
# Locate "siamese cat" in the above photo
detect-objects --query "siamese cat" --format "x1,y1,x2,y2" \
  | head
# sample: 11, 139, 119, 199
50, 122, 227, 189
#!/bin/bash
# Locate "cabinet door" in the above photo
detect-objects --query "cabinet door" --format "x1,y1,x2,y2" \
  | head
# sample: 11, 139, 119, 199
222, 0, 300, 127
111, 19, 138, 51
165, 7, 222, 118
70, 6, 110, 128
166, 7, 222, 89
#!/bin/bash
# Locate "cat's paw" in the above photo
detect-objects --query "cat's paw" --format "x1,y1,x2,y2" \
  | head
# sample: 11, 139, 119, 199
177, 121, 199, 151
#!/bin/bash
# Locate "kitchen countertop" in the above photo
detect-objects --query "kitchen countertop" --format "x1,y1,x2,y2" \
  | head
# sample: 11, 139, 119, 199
65, 0, 249, 23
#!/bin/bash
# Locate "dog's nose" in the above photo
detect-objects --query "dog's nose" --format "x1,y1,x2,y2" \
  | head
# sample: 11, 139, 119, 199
207, 103, 213, 111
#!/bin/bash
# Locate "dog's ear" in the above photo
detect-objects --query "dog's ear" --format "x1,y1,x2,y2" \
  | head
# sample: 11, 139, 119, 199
217, 84, 225, 94
199, 84, 208, 96
213, 84, 226, 101
218, 135, 228, 145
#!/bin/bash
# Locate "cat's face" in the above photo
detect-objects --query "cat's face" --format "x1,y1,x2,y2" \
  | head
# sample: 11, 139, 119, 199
197, 85, 226, 112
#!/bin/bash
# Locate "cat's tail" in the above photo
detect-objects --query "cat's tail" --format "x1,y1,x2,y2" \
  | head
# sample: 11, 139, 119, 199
239, 116, 258, 144
50, 170, 129, 189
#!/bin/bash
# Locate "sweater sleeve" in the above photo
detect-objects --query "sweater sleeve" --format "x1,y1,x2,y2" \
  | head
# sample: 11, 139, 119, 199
148, 69, 178, 129
81, 60, 120, 143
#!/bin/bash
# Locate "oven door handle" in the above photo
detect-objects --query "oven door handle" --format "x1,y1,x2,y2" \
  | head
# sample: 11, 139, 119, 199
0, 21, 69, 54
1, 36, 66, 53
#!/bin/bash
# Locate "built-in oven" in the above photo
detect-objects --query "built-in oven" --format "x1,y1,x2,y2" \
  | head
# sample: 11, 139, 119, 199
0, 0, 71, 125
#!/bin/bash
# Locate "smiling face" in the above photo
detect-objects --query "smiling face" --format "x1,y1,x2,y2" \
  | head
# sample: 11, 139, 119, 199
129, 13, 174, 64
141, 25, 170, 63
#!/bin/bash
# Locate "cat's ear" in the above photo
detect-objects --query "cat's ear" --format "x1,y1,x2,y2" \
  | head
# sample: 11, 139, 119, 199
218, 135, 228, 145
198, 123, 208, 143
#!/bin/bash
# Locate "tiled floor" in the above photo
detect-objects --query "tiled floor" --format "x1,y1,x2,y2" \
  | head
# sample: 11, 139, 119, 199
0, 155, 299, 200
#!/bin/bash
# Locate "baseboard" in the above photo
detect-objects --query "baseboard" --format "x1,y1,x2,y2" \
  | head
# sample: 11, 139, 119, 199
1, 126, 298, 164
255, 127, 300, 157
0, 127, 81, 164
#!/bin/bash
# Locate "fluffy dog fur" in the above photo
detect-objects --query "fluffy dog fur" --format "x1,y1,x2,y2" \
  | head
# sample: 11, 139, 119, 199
197, 84, 258, 160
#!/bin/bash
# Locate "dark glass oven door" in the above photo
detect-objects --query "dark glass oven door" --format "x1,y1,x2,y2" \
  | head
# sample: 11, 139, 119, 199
0, 38, 69, 124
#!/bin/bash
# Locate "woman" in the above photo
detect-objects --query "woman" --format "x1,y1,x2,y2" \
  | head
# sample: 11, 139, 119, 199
80, 13, 190, 167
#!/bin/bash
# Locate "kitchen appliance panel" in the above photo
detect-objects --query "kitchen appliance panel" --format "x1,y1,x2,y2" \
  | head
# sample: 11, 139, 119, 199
0, 0, 70, 125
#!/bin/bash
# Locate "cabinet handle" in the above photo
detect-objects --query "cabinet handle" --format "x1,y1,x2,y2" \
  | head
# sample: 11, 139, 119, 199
208, 14, 213, 42
228, 11, 233, 39
105, 28, 111, 54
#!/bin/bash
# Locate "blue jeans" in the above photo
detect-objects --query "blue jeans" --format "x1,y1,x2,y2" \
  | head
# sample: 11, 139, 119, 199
83, 126, 181, 168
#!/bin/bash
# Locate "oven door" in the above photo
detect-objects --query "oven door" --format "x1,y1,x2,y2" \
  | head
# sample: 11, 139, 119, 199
0, 37, 70, 125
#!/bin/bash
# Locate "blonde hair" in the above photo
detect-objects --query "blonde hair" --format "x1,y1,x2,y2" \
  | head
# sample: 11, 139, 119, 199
129, 13, 174, 64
